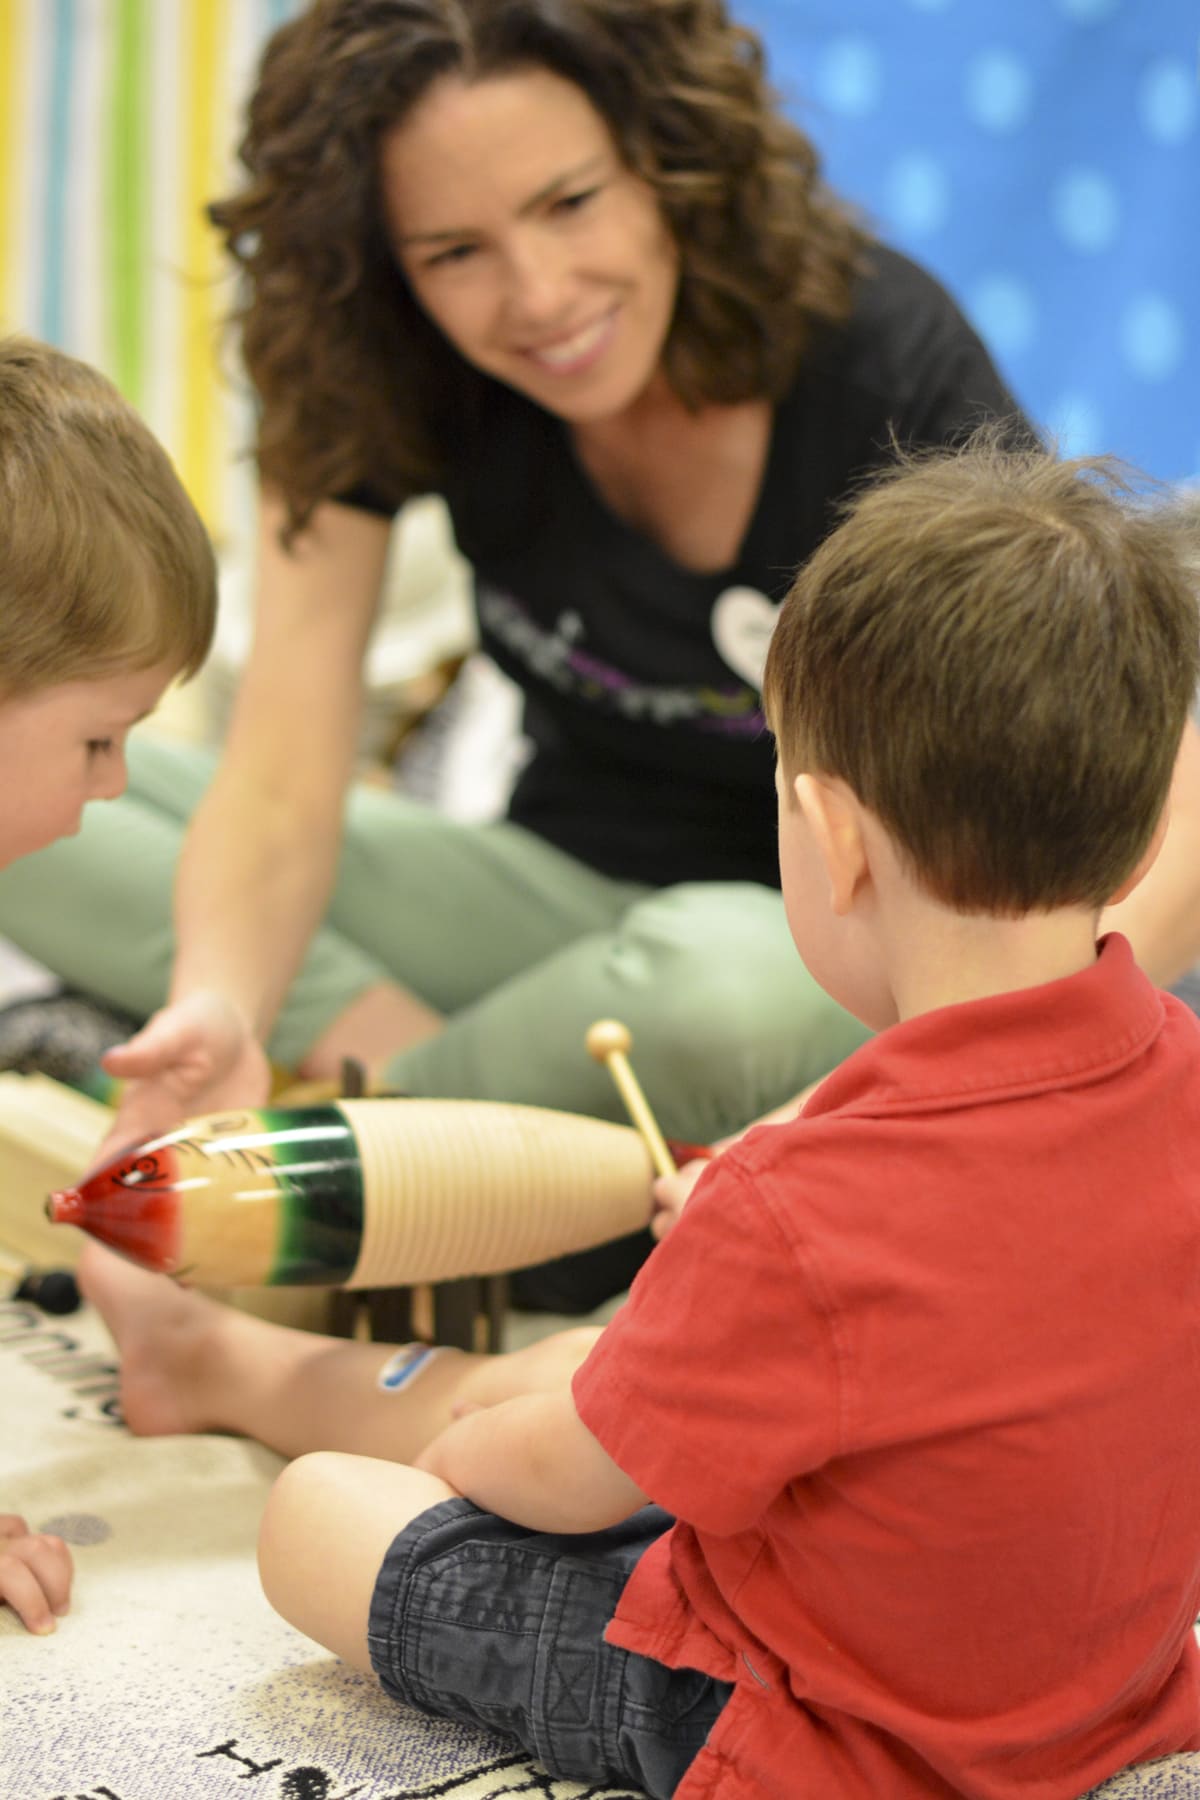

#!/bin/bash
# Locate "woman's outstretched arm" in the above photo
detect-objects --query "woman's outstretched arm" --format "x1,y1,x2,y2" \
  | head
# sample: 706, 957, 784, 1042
102, 494, 396, 1146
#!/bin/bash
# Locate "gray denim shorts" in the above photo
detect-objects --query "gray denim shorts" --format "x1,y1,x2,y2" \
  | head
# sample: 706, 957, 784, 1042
367, 1497, 732, 1798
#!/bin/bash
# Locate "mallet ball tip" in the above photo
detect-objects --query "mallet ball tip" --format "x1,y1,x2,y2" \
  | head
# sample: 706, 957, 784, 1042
585, 1019, 633, 1061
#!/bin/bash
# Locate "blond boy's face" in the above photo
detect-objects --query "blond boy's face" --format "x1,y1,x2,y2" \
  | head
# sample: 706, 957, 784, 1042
0, 662, 175, 868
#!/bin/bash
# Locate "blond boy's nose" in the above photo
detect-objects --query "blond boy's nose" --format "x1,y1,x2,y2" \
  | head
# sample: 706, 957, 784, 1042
95, 753, 129, 802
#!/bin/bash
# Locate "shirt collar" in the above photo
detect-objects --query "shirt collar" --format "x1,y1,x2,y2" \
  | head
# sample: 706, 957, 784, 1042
805, 933, 1166, 1120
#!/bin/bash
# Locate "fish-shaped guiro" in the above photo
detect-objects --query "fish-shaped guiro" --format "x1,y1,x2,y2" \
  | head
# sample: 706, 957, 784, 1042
46, 1098, 655, 1287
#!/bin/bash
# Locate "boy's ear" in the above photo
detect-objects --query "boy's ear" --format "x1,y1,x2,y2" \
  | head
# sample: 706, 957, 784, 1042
793, 773, 869, 916
1107, 806, 1170, 906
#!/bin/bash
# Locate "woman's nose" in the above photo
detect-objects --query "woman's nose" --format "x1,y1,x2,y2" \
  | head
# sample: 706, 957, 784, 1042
503, 232, 573, 327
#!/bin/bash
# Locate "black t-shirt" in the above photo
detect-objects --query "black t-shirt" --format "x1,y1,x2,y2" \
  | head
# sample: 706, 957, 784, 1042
353, 247, 1031, 888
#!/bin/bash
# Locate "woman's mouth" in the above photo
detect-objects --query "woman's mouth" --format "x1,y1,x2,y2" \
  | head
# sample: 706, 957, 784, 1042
524, 310, 618, 375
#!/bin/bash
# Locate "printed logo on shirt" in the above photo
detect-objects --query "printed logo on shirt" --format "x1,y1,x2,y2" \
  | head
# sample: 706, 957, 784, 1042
478, 585, 765, 736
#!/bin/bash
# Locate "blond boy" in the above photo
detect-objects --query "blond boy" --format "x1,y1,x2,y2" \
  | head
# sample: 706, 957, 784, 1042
0, 336, 215, 1632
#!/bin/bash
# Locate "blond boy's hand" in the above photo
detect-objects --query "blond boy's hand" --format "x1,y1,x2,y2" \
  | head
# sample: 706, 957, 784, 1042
95, 990, 271, 1159
0, 1514, 72, 1635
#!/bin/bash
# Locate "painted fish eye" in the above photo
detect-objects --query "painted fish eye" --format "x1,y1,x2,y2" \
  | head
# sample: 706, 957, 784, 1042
119, 1154, 164, 1188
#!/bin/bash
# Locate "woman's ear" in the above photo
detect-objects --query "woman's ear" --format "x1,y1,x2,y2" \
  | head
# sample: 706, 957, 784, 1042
1108, 806, 1170, 906
794, 773, 869, 915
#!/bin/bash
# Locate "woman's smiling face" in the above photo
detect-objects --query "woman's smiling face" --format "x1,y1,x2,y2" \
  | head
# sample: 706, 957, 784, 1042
380, 66, 680, 425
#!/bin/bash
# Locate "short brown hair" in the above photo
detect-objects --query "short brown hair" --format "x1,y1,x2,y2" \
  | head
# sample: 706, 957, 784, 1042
209, 0, 869, 539
0, 336, 216, 696
763, 431, 1200, 915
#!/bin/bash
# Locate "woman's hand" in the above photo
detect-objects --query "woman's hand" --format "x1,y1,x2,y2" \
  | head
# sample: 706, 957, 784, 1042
139, 496, 392, 1142
0, 1514, 72, 1635
96, 990, 272, 1158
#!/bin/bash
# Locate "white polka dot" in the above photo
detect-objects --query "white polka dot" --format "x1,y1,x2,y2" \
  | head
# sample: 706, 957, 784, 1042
815, 36, 884, 119
1120, 293, 1187, 381
964, 49, 1034, 134
1050, 167, 1121, 253
967, 275, 1038, 357
883, 152, 951, 236
1056, 0, 1121, 20
1137, 57, 1198, 146
1047, 394, 1106, 457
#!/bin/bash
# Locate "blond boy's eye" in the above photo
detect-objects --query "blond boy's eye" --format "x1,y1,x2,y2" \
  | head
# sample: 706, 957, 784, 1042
86, 738, 115, 757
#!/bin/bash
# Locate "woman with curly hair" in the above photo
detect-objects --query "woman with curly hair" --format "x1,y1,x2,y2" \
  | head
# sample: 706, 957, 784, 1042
5, 0, 1196, 1311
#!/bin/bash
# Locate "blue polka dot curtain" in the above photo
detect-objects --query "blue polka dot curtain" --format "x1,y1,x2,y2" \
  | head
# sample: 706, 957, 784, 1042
739, 0, 1198, 484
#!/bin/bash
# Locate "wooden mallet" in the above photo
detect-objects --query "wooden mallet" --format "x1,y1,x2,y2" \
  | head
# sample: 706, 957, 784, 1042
585, 1019, 677, 1179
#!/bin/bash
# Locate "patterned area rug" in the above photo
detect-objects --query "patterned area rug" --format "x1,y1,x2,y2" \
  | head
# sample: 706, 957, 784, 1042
0, 1293, 643, 1800
5, 1065, 1200, 1800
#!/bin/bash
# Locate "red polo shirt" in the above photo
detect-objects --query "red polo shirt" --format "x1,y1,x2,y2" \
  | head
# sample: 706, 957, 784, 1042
574, 936, 1200, 1797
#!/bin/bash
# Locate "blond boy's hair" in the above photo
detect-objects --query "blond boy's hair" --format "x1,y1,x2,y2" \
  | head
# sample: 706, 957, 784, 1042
763, 430, 1200, 915
0, 336, 216, 695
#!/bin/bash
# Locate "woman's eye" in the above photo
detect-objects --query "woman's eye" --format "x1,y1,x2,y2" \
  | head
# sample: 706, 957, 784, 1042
87, 738, 115, 757
425, 242, 477, 270
556, 187, 598, 215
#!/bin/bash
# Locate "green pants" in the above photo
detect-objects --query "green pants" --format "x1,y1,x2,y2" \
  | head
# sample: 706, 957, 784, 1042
0, 734, 869, 1145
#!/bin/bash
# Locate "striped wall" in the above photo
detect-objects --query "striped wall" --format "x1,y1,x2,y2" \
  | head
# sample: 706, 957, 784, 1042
0, 0, 299, 550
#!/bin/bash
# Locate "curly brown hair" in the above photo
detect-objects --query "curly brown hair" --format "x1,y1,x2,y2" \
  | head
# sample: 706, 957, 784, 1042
211, 0, 870, 539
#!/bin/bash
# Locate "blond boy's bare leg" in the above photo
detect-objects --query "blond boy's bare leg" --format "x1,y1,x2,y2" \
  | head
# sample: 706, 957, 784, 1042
79, 1241, 599, 1464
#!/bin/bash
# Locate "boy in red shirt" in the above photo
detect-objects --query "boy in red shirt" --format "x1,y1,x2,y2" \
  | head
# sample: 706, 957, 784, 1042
85, 434, 1200, 1795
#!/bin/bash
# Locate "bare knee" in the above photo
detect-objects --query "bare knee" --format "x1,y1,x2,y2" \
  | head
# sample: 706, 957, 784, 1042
455, 1325, 602, 1413
258, 1452, 342, 1627
545, 1325, 604, 1373
504, 1323, 604, 1395
605, 884, 864, 1136
258, 1449, 454, 1673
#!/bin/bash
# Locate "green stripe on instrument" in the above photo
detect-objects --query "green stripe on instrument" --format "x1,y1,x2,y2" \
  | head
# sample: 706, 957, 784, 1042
258, 1106, 366, 1286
